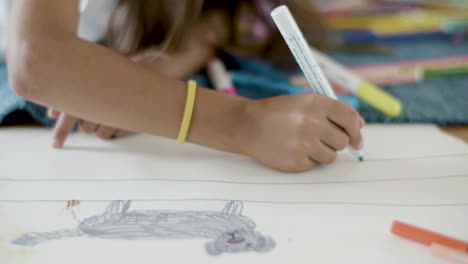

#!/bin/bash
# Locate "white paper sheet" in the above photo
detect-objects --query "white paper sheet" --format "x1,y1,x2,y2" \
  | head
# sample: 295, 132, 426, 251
0, 125, 467, 264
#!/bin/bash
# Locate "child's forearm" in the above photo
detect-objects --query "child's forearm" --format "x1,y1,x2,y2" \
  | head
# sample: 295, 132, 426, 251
8, 2, 248, 154
12, 38, 248, 153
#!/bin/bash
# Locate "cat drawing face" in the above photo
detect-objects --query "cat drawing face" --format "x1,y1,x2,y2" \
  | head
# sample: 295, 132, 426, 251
205, 229, 275, 256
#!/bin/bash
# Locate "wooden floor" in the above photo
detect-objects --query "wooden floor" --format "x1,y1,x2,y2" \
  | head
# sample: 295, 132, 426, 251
440, 125, 468, 143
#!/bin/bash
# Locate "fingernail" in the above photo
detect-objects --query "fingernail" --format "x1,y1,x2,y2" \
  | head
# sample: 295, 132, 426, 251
358, 140, 364, 150
53, 141, 63, 149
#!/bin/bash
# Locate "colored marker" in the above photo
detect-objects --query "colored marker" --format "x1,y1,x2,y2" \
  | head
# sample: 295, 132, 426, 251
350, 55, 468, 85
271, 5, 364, 162
306, 46, 402, 117
207, 59, 238, 95
391, 221, 468, 253
431, 243, 468, 264
340, 29, 449, 44
417, 65, 468, 81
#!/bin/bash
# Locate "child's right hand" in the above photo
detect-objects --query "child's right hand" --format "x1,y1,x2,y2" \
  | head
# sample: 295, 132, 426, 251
238, 93, 365, 173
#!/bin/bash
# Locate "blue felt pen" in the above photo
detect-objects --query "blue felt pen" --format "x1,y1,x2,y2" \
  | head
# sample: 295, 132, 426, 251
271, 5, 364, 162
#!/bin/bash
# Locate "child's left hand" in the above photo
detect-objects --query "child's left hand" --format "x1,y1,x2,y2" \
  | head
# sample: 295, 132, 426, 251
48, 108, 132, 149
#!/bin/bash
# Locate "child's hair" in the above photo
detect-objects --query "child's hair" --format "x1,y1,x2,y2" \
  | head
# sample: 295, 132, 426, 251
107, 0, 328, 62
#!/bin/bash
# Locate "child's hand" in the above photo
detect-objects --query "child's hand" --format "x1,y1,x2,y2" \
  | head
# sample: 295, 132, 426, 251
238, 93, 365, 173
48, 108, 132, 149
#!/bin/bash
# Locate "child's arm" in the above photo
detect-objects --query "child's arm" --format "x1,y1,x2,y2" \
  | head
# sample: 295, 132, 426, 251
49, 12, 230, 148
8, 0, 364, 172
8, 0, 243, 153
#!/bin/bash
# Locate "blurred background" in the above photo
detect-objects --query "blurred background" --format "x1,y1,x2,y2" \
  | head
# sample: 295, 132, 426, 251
0, 1, 8, 62
315, 0, 468, 45
297, 0, 468, 127
1, 0, 468, 131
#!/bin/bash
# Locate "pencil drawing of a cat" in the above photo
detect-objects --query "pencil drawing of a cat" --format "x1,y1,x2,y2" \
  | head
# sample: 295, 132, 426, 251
12, 200, 275, 255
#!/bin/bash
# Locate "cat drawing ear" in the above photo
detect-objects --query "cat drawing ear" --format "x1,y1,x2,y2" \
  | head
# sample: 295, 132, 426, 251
104, 200, 131, 215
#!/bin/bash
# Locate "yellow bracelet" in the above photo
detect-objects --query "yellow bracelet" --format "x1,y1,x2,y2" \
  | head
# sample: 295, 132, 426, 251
176, 80, 197, 144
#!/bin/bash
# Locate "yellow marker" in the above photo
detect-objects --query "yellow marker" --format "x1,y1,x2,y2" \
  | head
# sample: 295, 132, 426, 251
308, 46, 402, 117
355, 82, 402, 117
329, 10, 448, 35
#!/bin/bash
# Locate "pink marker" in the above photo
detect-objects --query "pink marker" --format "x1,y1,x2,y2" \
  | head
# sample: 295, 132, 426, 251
207, 59, 238, 95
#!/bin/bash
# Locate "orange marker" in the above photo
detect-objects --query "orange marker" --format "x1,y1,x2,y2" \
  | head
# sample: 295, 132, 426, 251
391, 221, 468, 253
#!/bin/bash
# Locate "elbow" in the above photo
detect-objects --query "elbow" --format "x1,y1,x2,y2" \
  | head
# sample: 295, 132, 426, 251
8, 68, 31, 100
7, 41, 48, 101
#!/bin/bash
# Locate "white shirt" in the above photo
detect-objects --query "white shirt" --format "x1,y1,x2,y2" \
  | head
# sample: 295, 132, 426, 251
0, 0, 118, 62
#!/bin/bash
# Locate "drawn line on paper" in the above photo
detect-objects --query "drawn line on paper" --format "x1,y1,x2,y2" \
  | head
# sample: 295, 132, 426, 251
358, 153, 468, 162
1, 174, 467, 185
1, 199, 468, 207
12, 200, 275, 256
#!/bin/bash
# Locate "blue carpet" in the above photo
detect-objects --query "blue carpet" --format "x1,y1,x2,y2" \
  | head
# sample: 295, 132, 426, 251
330, 39, 468, 124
